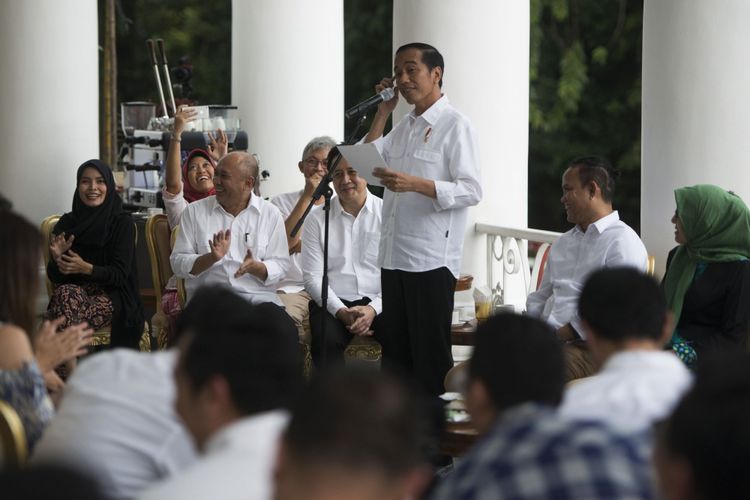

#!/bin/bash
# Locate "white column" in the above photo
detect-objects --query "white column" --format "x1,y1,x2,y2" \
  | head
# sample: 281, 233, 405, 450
0, 0, 99, 224
642, 0, 750, 276
392, 0, 530, 295
232, 0, 344, 198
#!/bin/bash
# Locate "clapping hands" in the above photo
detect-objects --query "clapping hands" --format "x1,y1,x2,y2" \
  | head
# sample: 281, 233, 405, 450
50, 232, 74, 262
34, 317, 94, 373
207, 129, 228, 162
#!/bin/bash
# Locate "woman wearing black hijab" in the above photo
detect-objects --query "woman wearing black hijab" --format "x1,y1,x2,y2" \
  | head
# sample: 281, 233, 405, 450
47, 160, 144, 348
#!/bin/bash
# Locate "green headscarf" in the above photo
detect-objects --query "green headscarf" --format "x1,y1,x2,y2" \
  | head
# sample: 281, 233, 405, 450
663, 184, 750, 337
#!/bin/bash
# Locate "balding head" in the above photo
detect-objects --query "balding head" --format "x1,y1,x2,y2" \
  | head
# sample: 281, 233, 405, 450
220, 152, 258, 181
214, 152, 259, 215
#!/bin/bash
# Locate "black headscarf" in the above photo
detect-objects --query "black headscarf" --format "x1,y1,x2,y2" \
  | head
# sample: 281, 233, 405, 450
55, 159, 123, 245
52, 159, 144, 348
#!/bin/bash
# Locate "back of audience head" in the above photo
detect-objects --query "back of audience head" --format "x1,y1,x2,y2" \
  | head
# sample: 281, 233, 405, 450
578, 267, 670, 364
655, 352, 750, 500
274, 369, 439, 500
174, 285, 302, 450
0, 211, 43, 336
0, 464, 109, 500
567, 155, 618, 203
467, 313, 564, 434
0, 192, 11, 211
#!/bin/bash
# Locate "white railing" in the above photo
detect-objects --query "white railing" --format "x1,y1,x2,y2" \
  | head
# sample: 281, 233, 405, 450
474, 223, 562, 310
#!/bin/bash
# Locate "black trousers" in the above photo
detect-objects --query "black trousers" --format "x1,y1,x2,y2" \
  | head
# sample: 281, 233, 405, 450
380, 268, 456, 396
309, 297, 379, 367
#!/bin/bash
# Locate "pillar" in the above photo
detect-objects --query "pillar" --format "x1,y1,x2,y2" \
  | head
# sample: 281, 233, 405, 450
0, 0, 99, 224
232, 0, 344, 197
642, 0, 750, 276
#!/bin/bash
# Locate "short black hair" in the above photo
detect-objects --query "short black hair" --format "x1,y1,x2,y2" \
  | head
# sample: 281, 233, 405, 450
0, 192, 11, 211
0, 464, 107, 500
179, 286, 302, 415
660, 352, 750, 499
578, 267, 666, 342
396, 42, 444, 87
173, 285, 248, 343
283, 369, 442, 477
469, 313, 564, 411
568, 156, 619, 203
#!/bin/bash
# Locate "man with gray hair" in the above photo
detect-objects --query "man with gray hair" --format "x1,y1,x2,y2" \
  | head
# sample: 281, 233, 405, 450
271, 136, 337, 340
171, 151, 290, 306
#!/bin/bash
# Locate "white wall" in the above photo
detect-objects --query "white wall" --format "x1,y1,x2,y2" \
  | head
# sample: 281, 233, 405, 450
642, 0, 750, 276
232, 0, 344, 198
392, 0, 530, 289
0, 0, 99, 224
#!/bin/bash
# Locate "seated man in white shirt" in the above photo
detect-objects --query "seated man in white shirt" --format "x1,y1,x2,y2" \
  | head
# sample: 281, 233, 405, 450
301, 157, 383, 366
170, 151, 290, 306
139, 286, 302, 500
559, 267, 692, 434
271, 136, 337, 341
526, 156, 647, 379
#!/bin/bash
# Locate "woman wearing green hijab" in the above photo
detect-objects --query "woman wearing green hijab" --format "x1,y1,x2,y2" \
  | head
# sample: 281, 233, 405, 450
663, 184, 750, 365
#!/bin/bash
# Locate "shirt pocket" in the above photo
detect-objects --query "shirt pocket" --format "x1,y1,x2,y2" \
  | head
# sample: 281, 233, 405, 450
255, 234, 269, 261
413, 147, 442, 163
364, 231, 381, 262
245, 232, 269, 261
412, 147, 443, 178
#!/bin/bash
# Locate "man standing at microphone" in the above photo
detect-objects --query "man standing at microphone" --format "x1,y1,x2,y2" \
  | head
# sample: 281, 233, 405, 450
365, 43, 482, 395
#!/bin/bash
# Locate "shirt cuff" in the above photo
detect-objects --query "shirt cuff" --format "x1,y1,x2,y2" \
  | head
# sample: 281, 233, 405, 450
368, 296, 382, 316
263, 260, 284, 285
90, 265, 106, 281
432, 180, 455, 211
174, 254, 200, 278
327, 295, 347, 318
161, 187, 182, 199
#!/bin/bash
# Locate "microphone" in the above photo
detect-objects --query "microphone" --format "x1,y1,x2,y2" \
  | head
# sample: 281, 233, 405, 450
344, 87, 396, 120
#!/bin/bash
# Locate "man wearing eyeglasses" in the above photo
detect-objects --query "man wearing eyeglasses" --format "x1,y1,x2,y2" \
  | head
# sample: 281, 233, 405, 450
271, 136, 337, 342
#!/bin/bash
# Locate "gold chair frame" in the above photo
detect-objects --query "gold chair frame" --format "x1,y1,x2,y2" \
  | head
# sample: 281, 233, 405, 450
0, 400, 27, 467
145, 214, 174, 349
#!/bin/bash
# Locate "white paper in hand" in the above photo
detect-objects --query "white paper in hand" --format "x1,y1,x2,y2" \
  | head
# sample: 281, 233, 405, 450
337, 143, 389, 186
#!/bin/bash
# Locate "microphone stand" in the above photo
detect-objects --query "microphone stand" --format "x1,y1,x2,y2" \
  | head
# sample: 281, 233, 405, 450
290, 112, 369, 368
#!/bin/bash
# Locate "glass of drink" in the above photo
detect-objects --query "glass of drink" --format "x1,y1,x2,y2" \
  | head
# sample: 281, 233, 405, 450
475, 299, 492, 322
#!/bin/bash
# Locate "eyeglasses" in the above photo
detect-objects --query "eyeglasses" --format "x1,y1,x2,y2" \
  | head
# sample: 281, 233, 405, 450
303, 157, 328, 168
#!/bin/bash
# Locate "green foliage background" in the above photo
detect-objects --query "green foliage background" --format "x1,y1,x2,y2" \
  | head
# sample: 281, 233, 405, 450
109, 0, 643, 232
529, 0, 643, 232
113, 0, 232, 107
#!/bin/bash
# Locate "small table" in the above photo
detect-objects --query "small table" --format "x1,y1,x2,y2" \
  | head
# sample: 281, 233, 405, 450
451, 319, 477, 346
441, 421, 479, 457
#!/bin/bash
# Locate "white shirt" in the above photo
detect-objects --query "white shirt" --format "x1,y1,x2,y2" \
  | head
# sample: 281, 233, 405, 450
31, 350, 197, 500
161, 187, 189, 229
525, 211, 647, 337
373, 95, 482, 278
138, 411, 288, 500
302, 192, 383, 316
170, 194, 290, 306
271, 189, 305, 293
271, 189, 339, 293
560, 350, 693, 434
